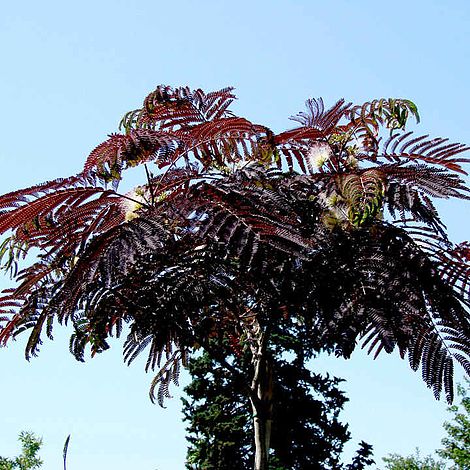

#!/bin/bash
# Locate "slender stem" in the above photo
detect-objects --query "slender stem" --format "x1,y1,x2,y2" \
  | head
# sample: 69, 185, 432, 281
196, 323, 273, 469
144, 164, 155, 207
63, 434, 71, 470
251, 344, 273, 470
115, 192, 151, 210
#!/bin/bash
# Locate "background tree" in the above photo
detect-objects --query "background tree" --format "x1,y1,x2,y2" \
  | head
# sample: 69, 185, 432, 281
382, 449, 445, 470
0, 86, 469, 469
437, 380, 470, 469
183, 325, 373, 469
381, 381, 470, 469
0, 431, 43, 470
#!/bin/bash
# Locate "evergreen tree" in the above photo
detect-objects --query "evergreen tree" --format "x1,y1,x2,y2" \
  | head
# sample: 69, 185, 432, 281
183, 325, 373, 469
183, 351, 252, 469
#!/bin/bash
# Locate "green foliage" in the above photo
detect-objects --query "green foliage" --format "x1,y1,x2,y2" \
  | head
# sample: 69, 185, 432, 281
382, 382, 470, 470
183, 352, 251, 469
382, 449, 445, 470
0, 431, 43, 470
437, 380, 470, 469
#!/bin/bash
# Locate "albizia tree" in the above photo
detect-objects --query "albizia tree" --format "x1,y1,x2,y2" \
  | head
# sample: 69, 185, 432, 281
0, 86, 470, 469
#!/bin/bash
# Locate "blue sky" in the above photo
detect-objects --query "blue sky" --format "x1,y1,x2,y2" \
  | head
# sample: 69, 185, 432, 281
0, 1, 469, 468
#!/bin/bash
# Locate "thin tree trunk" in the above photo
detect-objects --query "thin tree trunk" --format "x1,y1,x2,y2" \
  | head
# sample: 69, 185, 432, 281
198, 333, 273, 469
250, 333, 273, 470
252, 408, 268, 469
251, 399, 272, 470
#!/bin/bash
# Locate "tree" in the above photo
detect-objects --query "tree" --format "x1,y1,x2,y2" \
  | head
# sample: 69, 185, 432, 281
183, 326, 373, 469
0, 431, 43, 470
380, 382, 470, 469
437, 380, 470, 468
382, 448, 445, 470
0, 86, 469, 469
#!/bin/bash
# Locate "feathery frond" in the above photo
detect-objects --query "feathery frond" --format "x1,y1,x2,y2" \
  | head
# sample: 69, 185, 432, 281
0, 85, 469, 406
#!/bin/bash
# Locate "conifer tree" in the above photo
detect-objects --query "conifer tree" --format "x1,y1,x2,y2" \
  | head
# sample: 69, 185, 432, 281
183, 325, 373, 469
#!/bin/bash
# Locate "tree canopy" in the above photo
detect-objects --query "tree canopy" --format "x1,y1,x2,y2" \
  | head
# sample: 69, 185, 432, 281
382, 381, 470, 469
0, 431, 43, 470
437, 380, 470, 468
382, 449, 445, 470
0, 86, 469, 468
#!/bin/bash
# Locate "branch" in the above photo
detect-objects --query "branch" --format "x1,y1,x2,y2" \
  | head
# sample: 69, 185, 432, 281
199, 337, 261, 408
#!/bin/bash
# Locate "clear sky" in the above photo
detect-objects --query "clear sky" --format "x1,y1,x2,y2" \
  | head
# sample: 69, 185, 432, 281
0, 1, 469, 468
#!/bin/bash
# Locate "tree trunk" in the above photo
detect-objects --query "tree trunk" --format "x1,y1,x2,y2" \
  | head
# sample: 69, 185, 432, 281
250, 336, 273, 470
251, 400, 272, 470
